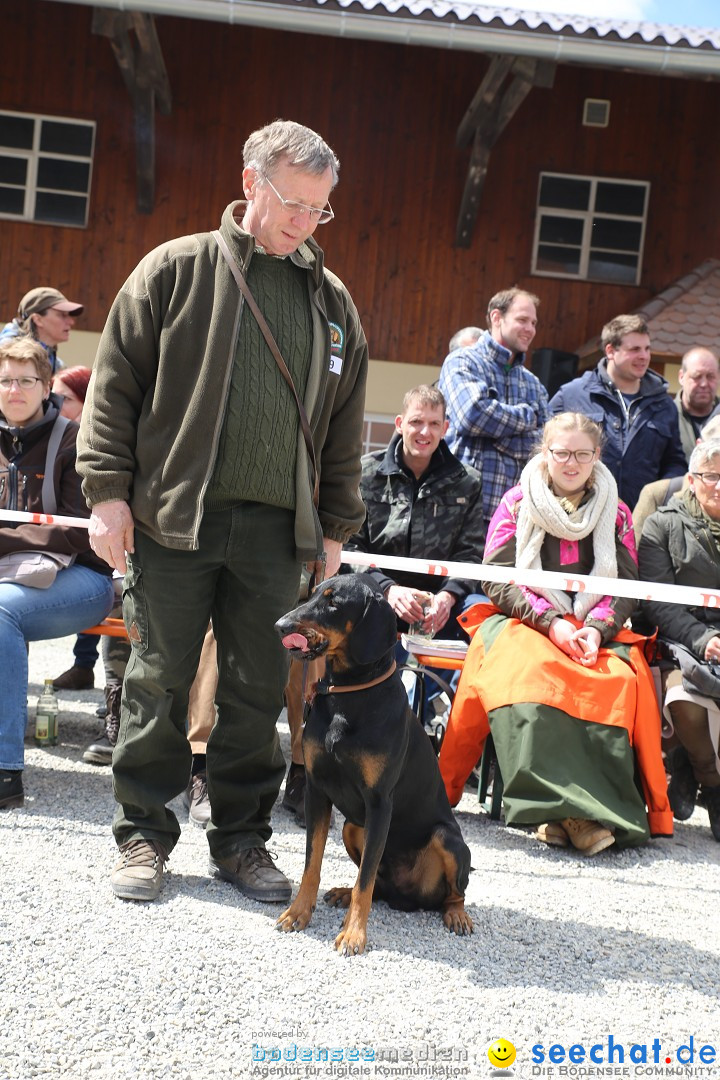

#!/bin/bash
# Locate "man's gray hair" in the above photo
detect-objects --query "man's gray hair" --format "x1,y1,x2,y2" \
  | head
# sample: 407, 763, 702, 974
448, 326, 482, 352
243, 119, 340, 187
689, 438, 720, 473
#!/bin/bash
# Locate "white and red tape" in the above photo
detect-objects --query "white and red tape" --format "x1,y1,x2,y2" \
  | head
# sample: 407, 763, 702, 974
2, 509, 714, 610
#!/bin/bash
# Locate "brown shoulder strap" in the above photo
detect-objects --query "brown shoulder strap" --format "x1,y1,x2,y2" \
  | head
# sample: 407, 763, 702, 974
212, 229, 319, 508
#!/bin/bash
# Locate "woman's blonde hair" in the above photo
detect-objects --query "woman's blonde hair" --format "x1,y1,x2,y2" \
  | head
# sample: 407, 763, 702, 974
0, 337, 52, 386
536, 411, 604, 455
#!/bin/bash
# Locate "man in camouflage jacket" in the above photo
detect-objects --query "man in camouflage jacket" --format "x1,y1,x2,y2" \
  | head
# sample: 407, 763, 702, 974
345, 385, 485, 639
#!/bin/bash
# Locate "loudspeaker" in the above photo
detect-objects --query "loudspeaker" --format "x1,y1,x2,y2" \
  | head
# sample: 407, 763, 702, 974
532, 348, 579, 399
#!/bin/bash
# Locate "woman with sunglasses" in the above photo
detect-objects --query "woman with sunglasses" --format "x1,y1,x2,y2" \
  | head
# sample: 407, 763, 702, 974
440, 412, 671, 853
0, 339, 114, 809
639, 439, 720, 841
0, 286, 83, 376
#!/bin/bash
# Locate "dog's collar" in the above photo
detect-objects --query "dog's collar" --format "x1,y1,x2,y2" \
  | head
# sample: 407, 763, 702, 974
316, 661, 397, 695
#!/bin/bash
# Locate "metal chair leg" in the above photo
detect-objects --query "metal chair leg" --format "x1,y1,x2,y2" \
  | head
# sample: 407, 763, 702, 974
397, 664, 456, 754
477, 733, 503, 819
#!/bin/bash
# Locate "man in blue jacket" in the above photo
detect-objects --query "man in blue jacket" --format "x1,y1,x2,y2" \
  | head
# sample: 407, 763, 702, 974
549, 314, 686, 508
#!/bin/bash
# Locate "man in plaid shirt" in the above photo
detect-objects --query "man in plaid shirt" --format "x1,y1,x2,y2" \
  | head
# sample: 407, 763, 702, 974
438, 287, 549, 529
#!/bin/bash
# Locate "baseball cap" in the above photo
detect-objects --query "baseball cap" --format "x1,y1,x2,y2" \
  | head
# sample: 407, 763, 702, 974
18, 287, 84, 319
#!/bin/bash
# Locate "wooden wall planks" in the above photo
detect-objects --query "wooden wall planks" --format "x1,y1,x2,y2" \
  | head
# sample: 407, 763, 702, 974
2, 1, 719, 371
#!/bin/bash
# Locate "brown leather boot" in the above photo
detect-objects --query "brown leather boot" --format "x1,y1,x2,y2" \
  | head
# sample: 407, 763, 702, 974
561, 817, 615, 856
535, 821, 569, 847
53, 665, 94, 691
112, 839, 168, 901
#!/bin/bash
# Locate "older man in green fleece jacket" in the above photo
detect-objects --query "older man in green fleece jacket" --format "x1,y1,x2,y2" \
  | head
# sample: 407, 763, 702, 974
77, 119, 368, 905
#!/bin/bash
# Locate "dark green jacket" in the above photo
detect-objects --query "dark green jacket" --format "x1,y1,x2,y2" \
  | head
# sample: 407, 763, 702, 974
77, 202, 368, 559
639, 494, 720, 657
344, 433, 485, 600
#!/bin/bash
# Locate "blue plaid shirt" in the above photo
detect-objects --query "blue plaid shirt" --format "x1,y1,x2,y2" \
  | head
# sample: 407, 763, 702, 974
438, 331, 549, 527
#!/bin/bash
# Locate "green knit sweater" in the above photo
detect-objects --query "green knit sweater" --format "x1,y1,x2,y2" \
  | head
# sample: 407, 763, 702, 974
205, 253, 312, 511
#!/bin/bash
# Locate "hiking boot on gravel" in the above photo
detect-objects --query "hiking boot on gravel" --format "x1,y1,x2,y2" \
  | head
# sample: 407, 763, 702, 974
0, 769, 24, 809
535, 821, 568, 847
281, 762, 306, 828
53, 665, 95, 691
111, 838, 168, 901
209, 847, 291, 903
561, 817, 615, 856
83, 684, 121, 766
183, 771, 211, 827
700, 785, 720, 842
667, 746, 697, 822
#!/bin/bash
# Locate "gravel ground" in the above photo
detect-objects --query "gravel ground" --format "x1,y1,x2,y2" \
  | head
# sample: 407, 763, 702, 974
2, 634, 719, 1080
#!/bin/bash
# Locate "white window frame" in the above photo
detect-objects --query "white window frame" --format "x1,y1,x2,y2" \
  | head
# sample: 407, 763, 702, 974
531, 172, 650, 286
363, 413, 396, 455
0, 110, 96, 228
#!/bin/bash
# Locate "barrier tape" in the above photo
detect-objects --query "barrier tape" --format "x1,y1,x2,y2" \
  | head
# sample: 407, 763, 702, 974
2, 509, 714, 610
341, 549, 720, 611
0, 508, 91, 530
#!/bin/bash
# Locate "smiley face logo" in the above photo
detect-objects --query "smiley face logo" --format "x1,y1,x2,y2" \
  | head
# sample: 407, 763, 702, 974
487, 1039, 517, 1069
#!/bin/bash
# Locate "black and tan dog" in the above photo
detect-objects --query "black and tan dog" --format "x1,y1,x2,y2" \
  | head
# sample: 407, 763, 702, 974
274, 573, 473, 955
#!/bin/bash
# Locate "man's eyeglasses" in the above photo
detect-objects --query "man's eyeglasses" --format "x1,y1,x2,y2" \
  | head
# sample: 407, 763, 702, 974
693, 472, 720, 485
259, 173, 334, 225
547, 447, 596, 464
0, 376, 43, 390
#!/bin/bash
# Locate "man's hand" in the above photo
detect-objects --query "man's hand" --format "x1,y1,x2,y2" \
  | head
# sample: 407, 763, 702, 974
322, 537, 343, 578
89, 500, 135, 574
306, 537, 343, 585
704, 635, 720, 664
386, 586, 431, 627
428, 590, 455, 633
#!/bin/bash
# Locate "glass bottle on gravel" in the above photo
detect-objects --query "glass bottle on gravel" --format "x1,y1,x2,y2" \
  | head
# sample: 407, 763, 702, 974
35, 679, 59, 747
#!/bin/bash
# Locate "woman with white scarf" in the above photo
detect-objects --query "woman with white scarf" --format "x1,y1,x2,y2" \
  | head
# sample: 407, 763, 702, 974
440, 413, 672, 853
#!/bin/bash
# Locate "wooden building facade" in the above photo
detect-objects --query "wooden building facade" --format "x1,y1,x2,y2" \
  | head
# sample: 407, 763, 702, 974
2, 1, 720, 401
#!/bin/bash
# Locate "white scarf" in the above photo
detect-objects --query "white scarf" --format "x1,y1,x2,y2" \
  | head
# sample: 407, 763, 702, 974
515, 454, 619, 620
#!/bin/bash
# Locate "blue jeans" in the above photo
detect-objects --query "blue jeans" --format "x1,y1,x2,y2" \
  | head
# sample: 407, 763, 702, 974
0, 565, 115, 770
73, 632, 100, 668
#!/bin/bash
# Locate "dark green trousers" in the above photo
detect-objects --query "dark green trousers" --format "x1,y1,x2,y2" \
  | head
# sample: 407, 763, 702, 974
112, 504, 302, 859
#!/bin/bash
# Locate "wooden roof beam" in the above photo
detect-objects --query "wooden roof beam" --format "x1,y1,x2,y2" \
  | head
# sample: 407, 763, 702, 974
92, 8, 172, 213
131, 11, 172, 116
455, 57, 556, 247
456, 55, 514, 149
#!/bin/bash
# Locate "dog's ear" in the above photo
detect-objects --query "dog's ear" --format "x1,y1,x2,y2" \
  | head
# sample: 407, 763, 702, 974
348, 592, 397, 666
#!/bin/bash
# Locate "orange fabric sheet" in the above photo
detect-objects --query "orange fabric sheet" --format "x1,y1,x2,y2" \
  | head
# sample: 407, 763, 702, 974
439, 605, 672, 836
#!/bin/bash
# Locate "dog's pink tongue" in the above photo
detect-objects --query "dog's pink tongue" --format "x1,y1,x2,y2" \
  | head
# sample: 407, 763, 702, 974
282, 633, 309, 652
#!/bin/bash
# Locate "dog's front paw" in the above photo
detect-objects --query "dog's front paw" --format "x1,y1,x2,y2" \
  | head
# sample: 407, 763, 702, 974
323, 886, 352, 909
277, 901, 315, 933
334, 918, 368, 956
442, 903, 473, 936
